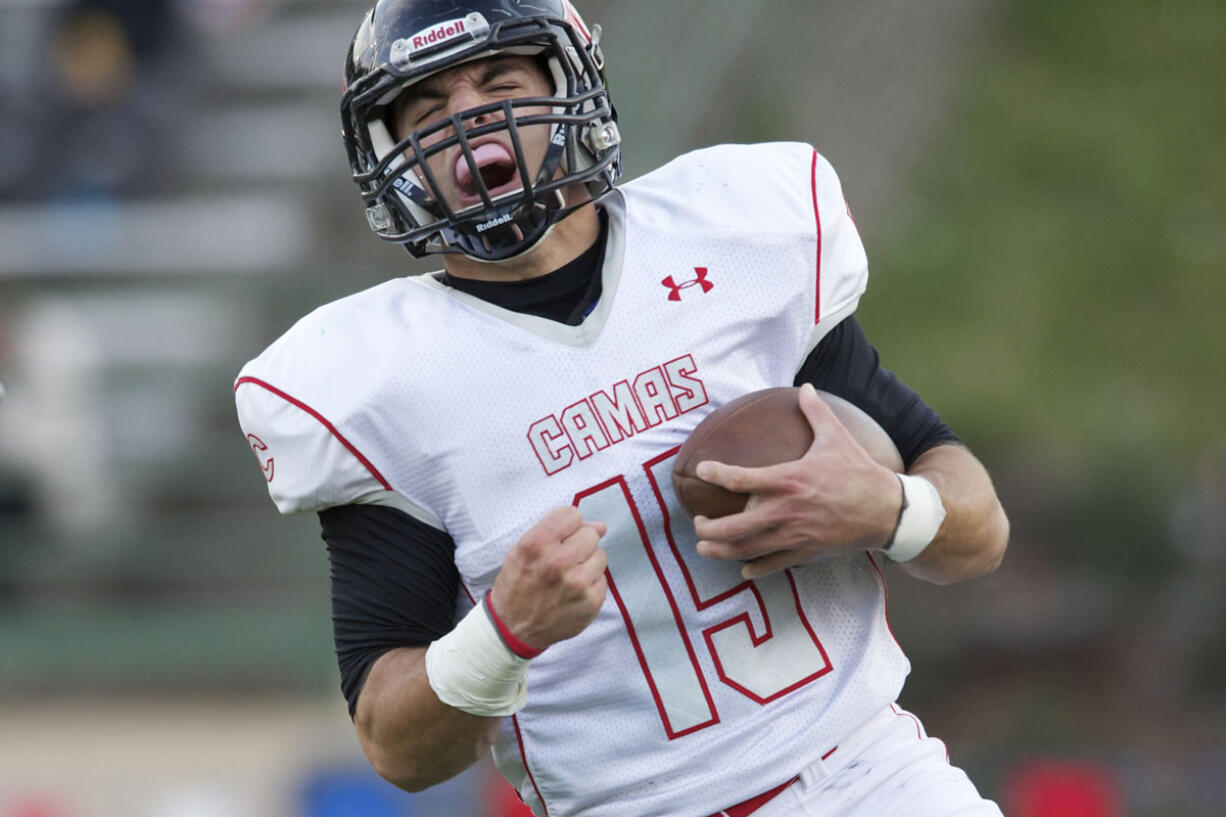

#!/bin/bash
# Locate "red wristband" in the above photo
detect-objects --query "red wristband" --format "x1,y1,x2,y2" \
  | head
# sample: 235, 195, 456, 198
483, 591, 544, 659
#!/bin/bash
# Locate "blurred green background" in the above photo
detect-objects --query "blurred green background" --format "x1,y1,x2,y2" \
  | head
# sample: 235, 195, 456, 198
1, 0, 1223, 815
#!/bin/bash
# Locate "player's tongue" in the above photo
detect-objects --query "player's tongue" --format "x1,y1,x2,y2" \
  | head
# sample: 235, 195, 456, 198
454, 143, 516, 196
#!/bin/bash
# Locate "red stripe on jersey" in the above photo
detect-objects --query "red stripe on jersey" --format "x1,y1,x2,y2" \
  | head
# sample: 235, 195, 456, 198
865, 551, 903, 655
810, 149, 823, 325
868, 549, 907, 652
890, 703, 950, 761
234, 376, 392, 491
511, 714, 550, 816
890, 703, 924, 740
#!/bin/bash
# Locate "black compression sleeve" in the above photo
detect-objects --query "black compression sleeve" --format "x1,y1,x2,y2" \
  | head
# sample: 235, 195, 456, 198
319, 503, 460, 717
794, 316, 960, 468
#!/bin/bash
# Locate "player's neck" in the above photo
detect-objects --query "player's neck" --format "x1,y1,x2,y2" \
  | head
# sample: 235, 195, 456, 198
441, 193, 601, 283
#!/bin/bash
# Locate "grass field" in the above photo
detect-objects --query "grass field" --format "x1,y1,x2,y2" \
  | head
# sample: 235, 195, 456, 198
862, 0, 1225, 468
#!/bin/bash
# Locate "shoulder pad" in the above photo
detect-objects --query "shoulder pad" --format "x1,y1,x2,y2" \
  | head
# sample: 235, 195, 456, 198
232, 280, 433, 515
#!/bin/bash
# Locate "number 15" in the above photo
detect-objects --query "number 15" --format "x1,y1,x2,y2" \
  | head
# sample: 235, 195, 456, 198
575, 448, 834, 739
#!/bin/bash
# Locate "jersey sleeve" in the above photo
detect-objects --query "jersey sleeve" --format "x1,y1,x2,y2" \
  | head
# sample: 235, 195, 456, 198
233, 281, 449, 526
795, 315, 961, 467
807, 150, 870, 353
234, 374, 392, 515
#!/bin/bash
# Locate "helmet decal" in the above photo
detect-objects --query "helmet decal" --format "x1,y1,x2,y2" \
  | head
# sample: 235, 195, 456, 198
561, 1, 591, 44
391, 13, 491, 69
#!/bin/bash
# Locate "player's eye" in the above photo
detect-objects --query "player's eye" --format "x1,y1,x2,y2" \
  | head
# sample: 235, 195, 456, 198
416, 105, 444, 125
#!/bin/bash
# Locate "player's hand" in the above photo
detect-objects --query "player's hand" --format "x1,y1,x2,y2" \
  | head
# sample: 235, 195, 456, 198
490, 506, 608, 652
691, 384, 901, 579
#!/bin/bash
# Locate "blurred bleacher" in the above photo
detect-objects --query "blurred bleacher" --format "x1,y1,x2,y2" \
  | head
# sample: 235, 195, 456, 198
0, 0, 381, 698
0, 2, 514, 813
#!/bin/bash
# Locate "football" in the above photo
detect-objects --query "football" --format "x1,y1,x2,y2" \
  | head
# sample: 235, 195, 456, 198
671, 387, 904, 520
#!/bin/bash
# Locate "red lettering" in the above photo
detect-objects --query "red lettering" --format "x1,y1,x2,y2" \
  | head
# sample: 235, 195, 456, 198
663, 355, 708, 414
591, 380, 649, 443
528, 417, 573, 476
411, 19, 468, 52
634, 367, 679, 427
561, 399, 610, 459
529, 355, 704, 476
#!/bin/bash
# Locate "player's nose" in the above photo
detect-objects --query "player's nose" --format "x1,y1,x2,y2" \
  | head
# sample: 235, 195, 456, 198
450, 86, 502, 125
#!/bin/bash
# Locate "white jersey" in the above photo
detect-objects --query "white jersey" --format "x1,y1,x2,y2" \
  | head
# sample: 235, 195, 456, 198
235, 143, 910, 817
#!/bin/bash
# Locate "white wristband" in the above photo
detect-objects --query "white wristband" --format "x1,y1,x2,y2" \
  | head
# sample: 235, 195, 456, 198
425, 597, 531, 717
882, 474, 946, 562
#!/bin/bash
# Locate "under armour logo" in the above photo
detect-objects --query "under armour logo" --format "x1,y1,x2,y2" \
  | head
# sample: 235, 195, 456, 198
662, 267, 714, 301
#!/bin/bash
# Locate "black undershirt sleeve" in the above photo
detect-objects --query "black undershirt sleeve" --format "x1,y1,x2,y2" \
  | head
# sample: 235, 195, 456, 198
793, 315, 960, 468
319, 503, 460, 717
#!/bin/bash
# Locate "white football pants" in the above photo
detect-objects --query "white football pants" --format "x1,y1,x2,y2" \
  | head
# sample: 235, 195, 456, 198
751, 705, 1005, 817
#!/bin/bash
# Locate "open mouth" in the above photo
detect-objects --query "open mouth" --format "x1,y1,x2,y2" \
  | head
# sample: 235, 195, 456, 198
453, 142, 522, 205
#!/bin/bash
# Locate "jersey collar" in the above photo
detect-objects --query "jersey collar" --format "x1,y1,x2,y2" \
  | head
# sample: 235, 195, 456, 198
411, 189, 626, 348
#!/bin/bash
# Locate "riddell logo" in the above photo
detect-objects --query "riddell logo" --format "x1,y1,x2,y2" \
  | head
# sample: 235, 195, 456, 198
407, 14, 488, 54
411, 20, 466, 52
662, 267, 714, 301
392, 14, 488, 69
476, 213, 514, 233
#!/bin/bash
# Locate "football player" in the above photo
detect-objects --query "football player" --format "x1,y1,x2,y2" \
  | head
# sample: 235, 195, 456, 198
235, 1, 1010, 815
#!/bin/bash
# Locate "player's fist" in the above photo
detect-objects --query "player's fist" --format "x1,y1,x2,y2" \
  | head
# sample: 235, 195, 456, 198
489, 506, 608, 652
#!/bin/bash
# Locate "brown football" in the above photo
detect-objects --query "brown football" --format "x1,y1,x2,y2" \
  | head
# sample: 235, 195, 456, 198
671, 387, 904, 520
